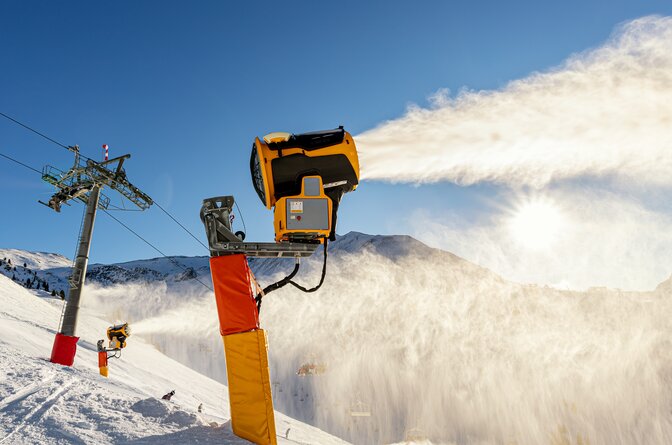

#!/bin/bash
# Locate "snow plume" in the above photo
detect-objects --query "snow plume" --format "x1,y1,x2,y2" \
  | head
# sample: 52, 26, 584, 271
79, 240, 672, 444
357, 16, 672, 187
262, 248, 672, 445
85, 282, 227, 381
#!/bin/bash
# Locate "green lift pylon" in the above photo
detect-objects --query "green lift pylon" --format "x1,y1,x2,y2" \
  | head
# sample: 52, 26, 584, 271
46, 145, 152, 366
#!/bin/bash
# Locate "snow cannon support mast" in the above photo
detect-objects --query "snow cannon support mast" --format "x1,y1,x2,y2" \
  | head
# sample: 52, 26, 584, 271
200, 127, 359, 445
44, 146, 152, 367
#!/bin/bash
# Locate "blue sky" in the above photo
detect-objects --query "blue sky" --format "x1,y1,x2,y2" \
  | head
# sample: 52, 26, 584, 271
2, 0, 672, 266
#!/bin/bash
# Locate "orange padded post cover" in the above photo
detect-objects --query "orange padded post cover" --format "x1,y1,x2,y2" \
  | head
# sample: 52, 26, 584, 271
98, 350, 108, 368
224, 329, 277, 445
98, 351, 109, 378
210, 254, 259, 336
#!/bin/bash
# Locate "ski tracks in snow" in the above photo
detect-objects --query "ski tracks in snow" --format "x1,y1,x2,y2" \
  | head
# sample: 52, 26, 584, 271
0, 374, 74, 444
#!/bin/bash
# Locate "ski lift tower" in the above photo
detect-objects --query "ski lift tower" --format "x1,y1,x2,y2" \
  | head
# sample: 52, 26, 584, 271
43, 145, 153, 367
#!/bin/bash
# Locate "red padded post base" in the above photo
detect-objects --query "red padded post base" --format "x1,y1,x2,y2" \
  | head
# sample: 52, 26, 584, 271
50, 332, 79, 366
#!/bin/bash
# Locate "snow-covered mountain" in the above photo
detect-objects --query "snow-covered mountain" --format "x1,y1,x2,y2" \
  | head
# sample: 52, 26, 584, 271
1, 232, 498, 293
2, 232, 672, 445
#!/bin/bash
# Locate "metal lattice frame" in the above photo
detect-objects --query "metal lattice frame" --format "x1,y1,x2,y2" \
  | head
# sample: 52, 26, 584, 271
43, 148, 153, 338
41, 151, 152, 211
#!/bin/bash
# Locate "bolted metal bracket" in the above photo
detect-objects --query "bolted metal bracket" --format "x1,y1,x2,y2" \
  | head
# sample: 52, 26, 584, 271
200, 196, 318, 258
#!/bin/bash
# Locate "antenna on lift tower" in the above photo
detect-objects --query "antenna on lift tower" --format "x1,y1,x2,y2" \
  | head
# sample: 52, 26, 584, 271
45, 144, 153, 367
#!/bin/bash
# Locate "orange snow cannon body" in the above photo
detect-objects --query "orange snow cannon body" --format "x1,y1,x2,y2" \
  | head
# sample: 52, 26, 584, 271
209, 254, 277, 445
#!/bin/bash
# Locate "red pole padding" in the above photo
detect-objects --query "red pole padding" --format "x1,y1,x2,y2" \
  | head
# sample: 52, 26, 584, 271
209, 254, 259, 336
50, 332, 79, 366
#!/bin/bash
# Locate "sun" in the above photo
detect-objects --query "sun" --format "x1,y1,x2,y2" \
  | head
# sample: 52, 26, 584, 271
508, 198, 565, 250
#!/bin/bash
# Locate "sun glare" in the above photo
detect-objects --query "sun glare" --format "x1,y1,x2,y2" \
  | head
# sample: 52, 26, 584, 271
508, 198, 565, 250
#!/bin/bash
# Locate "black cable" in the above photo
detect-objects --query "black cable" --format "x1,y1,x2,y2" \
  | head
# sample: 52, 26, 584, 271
0, 111, 70, 149
288, 239, 328, 293
1, 111, 209, 255
0, 143, 212, 293
102, 209, 213, 292
234, 201, 248, 235
255, 261, 300, 313
154, 201, 209, 251
255, 239, 329, 313
0, 111, 94, 162
0, 152, 42, 174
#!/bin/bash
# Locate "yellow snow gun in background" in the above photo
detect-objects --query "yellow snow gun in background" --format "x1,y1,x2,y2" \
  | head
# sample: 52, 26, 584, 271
98, 322, 130, 377
107, 322, 130, 349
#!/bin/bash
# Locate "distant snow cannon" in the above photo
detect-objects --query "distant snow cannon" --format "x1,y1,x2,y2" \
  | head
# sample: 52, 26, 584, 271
250, 126, 360, 243
200, 126, 360, 445
107, 322, 130, 349
97, 322, 130, 378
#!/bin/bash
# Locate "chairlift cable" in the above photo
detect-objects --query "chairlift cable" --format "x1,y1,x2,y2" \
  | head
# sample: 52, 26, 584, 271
153, 201, 209, 251
0, 111, 70, 149
0, 152, 42, 174
0, 111, 94, 162
1, 135, 214, 292
1, 111, 207, 249
101, 209, 213, 292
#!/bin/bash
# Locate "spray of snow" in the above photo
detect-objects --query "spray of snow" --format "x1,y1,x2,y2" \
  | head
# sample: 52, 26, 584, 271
264, 250, 672, 445
82, 240, 672, 445
357, 16, 672, 187
356, 15, 672, 291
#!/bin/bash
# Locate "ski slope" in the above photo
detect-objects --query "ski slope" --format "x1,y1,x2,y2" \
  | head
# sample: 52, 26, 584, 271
0, 274, 350, 445
3, 232, 672, 444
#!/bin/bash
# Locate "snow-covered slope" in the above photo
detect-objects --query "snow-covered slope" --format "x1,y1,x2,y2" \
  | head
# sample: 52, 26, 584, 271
4, 233, 672, 445
0, 249, 71, 271
0, 274, 349, 444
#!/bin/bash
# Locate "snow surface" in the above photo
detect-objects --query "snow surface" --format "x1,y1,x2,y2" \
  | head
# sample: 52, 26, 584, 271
0, 249, 71, 271
0, 274, 350, 445
4, 232, 672, 444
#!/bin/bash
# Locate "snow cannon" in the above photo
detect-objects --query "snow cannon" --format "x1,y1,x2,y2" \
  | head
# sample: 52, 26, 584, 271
97, 323, 130, 378
250, 126, 359, 243
107, 322, 130, 349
